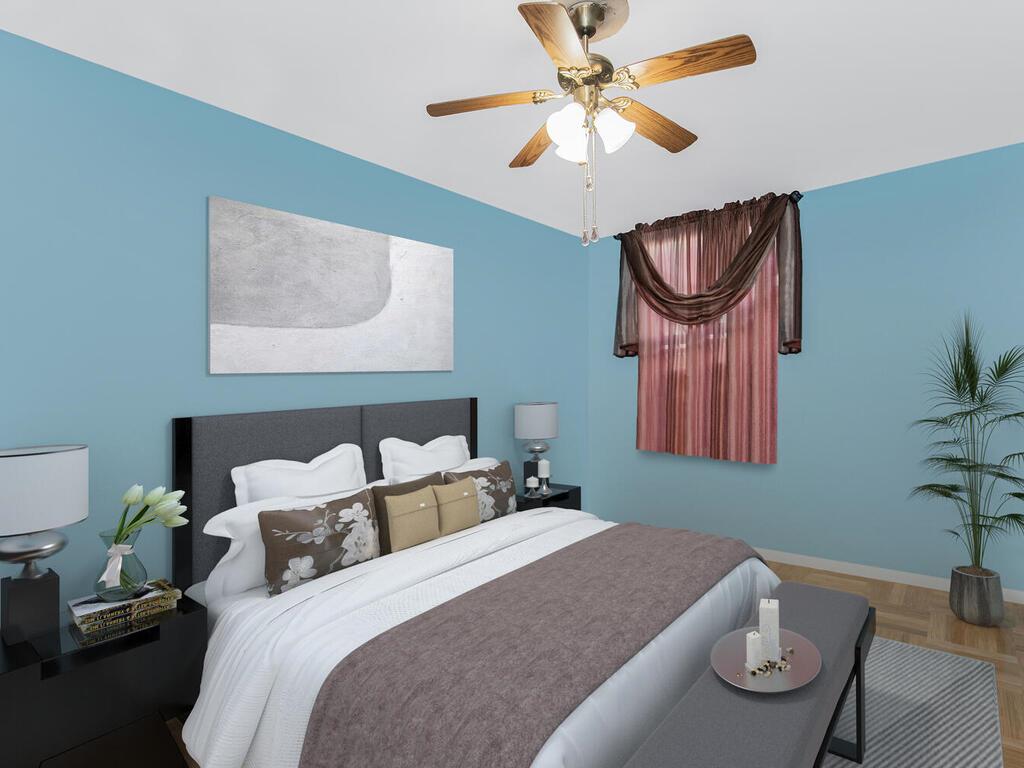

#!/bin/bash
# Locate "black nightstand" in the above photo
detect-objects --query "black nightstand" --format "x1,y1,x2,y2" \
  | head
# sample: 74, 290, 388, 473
516, 483, 582, 512
0, 596, 206, 768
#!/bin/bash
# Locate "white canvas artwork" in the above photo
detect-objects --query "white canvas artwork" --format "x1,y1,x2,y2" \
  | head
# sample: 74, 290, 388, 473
208, 197, 453, 373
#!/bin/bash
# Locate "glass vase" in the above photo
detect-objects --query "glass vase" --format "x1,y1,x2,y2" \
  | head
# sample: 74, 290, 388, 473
95, 528, 149, 602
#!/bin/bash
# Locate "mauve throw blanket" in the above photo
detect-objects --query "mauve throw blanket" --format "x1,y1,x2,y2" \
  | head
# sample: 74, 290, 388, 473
299, 523, 759, 768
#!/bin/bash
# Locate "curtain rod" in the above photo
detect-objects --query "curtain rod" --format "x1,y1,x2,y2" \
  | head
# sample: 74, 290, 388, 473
615, 191, 804, 242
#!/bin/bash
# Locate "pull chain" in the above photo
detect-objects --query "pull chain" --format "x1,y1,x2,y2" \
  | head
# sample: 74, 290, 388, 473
581, 154, 590, 246
589, 122, 599, 243
577, 112, 600, 246
581, 114, 600, 246
577, 40, 599, 248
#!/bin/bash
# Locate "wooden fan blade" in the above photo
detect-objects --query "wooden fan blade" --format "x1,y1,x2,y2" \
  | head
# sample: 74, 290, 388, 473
509, 123, 553, 168
426, 90, 555, 117
518, 2, 591, 70
616, 34, 756, 89
617, 100, 697, 153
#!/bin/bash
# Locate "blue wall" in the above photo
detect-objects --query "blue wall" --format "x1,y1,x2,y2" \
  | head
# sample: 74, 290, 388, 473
587, 142, 1024, 589
0, 31, 587, 606
4, 28, 1024, 606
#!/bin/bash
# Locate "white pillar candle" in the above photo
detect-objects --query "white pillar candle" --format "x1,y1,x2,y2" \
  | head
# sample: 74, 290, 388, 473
525, 476, 539, 489
759, 598, 781, 662
745, 630, 763, 671
537, 459, 551, 479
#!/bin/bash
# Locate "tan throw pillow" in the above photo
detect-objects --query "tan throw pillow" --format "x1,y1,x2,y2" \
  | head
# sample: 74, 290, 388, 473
443, 460, 518, 521
371, 472, 444, 554
432, 478, 480, 536
258, 489, 379, 596
384, 486, 441, 552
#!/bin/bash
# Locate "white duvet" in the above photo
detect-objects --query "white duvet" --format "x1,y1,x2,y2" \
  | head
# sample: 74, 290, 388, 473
183, 508, 778, 768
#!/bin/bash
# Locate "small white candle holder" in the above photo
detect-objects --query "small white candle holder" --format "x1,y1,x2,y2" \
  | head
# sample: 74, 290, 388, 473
524, 476, 541, 499
537, 459, 552, 496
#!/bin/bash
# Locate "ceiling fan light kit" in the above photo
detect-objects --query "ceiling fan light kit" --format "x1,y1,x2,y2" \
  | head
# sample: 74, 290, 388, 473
595, 107, 635, 153
426, 1, 757, 245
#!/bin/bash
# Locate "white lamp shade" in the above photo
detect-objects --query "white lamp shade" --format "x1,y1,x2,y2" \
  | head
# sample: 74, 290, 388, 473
595, 107, 636, 153
555, 138, 588, 164
0, 445, 88, 535
514, 403, 559, 440
545, 102, 586, 147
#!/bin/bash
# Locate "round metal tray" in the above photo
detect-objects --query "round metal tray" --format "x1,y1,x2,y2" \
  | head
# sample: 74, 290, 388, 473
710, 627, 821, 694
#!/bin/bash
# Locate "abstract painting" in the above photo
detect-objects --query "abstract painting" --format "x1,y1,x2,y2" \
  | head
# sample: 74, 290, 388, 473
208, 197, 453, 373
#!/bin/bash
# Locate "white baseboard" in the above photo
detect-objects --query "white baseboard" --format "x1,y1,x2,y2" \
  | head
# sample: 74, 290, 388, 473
756, 547, 1024, 606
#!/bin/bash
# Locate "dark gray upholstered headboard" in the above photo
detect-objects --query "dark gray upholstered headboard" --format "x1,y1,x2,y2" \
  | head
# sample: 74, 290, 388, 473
172, 397, 477, 587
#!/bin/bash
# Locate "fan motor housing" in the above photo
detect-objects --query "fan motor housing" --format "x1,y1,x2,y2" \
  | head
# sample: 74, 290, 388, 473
558, 53, 614, 92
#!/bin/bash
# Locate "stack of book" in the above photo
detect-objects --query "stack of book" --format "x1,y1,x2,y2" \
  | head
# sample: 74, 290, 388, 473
67, 578, 181, 644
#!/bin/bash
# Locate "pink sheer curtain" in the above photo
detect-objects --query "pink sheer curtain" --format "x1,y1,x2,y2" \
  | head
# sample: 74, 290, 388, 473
635, 200, 779, 464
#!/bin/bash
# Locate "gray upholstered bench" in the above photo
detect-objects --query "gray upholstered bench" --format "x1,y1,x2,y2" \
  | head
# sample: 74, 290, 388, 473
625, 582, 875, 768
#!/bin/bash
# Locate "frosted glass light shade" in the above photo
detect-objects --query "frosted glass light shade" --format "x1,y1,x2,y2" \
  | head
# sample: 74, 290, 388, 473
595, 107, 635, 153
546, 102, 586, 147
555, 138, 588, 164
0, 445, 88, 535
514, 403, 559, 440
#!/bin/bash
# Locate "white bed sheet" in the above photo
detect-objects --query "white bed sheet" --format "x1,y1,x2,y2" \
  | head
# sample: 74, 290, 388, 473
185, 580, 266, 629
183, 508, 777, 768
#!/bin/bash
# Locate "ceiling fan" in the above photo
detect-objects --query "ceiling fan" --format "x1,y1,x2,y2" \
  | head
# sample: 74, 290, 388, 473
426, 1, 757, 244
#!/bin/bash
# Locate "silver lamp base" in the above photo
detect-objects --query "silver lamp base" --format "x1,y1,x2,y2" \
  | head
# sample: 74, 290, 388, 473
0, 530, 68, 579
524, 440, 551, 462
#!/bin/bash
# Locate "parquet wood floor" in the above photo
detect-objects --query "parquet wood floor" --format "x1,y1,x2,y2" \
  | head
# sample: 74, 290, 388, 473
769, 561, 1024, 767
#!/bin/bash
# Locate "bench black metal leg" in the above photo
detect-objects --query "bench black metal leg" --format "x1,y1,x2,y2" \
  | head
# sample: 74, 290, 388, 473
827, 658, 864, 762
815, 607, 875, 766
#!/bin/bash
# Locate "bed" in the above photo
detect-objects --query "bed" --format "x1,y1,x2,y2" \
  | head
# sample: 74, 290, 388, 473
173, 398, 778, 768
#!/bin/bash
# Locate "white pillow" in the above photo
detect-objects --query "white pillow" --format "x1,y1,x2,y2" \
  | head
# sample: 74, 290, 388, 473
445, 457, 501, 477
231, 443, 366, 507
384, 458, 498, 485
379, 435, 471, 482
204, 481, 386, 603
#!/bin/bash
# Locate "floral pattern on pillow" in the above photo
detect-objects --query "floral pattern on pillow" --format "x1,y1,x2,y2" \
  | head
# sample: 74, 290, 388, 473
258, 489, 380, 595
443, 461, 517, 522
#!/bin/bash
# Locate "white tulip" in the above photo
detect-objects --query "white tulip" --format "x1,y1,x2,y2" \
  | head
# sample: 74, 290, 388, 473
159, 490, 185, 505
142, 486, 167, 506
162, 515, 189, 528
158, 504, 187, 521
149, 499, 179, 519
122, 484, 144, 505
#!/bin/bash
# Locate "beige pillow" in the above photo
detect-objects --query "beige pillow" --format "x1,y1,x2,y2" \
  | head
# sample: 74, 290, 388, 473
371, 472, 444, 555
385, 486, 440, 552
432, 478, 480, 536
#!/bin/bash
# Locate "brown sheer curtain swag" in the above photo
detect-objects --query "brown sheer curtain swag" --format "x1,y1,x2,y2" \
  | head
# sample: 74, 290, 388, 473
614, 191, 803, 357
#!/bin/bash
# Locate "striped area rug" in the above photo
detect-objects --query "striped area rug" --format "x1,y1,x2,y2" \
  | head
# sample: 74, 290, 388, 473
823, 637, 1002, 767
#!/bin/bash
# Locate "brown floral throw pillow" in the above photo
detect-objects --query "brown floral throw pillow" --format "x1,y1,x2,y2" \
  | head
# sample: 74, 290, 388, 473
258, 488, 379, 596
443, 460, 517, 522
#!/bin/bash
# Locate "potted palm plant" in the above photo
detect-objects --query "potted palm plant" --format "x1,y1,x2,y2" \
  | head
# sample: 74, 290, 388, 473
912, 315, 1024, 626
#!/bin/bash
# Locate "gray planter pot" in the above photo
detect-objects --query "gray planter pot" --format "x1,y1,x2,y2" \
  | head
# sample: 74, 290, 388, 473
949, 566, 1004, 626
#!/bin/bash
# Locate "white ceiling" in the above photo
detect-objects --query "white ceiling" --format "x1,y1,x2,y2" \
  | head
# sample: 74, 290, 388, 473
3, 1, 1023, 235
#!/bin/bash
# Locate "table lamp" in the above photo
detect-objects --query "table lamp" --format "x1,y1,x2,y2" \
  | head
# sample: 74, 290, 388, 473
514, 402, 558, 486
0, 445, 88, 645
